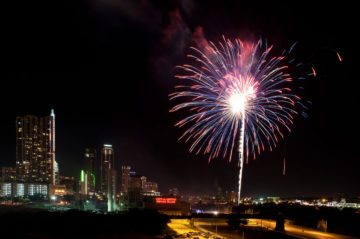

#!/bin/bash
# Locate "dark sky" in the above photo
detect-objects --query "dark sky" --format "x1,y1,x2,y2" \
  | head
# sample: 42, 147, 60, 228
1, 0, 359, 197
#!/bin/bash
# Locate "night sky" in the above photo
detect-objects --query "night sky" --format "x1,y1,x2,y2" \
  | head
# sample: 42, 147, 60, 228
1, 0, 359, 197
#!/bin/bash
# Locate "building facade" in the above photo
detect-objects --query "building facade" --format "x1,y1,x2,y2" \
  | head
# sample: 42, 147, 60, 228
107, 169, 117, 212
121, 166, 131, 194
0, 182, 48, 198
144, 197, 190, 216
1, 167, 17, 182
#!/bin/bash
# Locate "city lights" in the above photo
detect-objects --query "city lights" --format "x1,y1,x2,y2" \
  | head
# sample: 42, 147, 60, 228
155, 197, 177, 204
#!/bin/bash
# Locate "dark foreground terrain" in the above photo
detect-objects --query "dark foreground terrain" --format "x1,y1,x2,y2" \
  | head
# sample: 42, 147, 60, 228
0, 206, 169, 238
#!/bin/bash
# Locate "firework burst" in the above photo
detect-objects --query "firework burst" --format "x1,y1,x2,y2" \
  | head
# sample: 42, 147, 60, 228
170, 37, 303, 203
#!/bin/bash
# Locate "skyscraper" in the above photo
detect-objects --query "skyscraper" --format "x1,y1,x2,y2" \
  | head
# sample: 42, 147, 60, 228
84, 148, 97, 193
100, 144, 114, 193
50, 109, 58, 185
16, 110, 57, 185
100, 144, 117, 212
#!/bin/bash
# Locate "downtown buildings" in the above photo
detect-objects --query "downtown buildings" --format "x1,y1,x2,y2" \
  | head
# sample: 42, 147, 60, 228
79, 147, 161, 212
120, 166, 160, 208
80, 144, 118, 211
0, 110, 189, 215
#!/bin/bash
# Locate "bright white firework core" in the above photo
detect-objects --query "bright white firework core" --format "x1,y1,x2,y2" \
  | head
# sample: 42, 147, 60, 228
229, 85, 256, 115
230, 93, 246, 114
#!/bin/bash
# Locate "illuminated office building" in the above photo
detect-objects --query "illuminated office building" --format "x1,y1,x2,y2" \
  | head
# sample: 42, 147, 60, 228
100, 144, 114, 193
100, 144, 117, 212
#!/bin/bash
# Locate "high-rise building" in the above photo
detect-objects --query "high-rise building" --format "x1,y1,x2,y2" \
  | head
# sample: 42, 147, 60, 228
16, 110, 57, 185
84, 149, 96, 174
99, 144, 117, 212
100, 144, 115, 193
128, 172, 143, 208
50, 109, 57, 185
84, 148, 97, 193
129, 172, 142, 190
121, 166, 131, 193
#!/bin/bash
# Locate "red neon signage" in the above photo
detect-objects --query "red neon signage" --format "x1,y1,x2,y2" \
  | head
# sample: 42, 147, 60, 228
155, 197, 177, 204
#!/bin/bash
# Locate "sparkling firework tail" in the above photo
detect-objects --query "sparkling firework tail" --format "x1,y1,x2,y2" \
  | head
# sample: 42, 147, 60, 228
238, 112, 245, 204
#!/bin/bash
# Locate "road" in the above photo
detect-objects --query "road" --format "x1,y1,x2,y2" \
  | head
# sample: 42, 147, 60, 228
167, 219, 225, 239
247, 218, 357, 239
167, 219, 198, 235
194, 218, 357, 239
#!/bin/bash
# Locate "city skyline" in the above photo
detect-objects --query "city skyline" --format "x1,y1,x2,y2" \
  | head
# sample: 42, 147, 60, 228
1, 0, 359, 198
0, 101, 358, 198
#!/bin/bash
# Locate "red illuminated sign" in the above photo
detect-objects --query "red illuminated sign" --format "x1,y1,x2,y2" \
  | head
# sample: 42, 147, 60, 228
155, 197, 177, 204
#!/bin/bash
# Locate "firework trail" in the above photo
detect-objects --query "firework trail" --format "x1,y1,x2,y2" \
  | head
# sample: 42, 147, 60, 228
283, 157, 286, 176
170, 37, 303, 204
311, 67, 317, 77
336, 51, 343, 62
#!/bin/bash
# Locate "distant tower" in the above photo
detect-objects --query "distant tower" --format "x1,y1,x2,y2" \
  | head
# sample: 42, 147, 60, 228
100, 144, 117, 212
100, 144, 114, 193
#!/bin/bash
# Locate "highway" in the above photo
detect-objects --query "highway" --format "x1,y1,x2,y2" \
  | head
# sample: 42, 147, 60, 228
167, 219, 225, 239
169, 218, 358, 239
247, 218, 357, 239
167, 219, 198, 235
